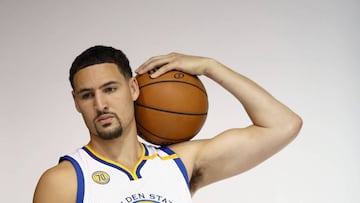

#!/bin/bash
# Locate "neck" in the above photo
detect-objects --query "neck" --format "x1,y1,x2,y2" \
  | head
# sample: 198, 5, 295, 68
87, 134, 142, 170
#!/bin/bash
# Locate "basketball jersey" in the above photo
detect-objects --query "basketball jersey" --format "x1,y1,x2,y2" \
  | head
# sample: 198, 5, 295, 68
60, 143, 192, 203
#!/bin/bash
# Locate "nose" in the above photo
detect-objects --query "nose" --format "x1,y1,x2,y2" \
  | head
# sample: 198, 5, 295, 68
94, 92, 108, 112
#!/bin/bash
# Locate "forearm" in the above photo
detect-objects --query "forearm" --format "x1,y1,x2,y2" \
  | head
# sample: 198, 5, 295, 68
204, 58, 301, 129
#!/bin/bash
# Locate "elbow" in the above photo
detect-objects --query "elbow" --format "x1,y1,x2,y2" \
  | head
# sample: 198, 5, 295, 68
286, 113, 303, 140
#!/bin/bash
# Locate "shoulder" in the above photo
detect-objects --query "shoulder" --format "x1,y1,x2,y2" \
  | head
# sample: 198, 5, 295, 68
167, 139, 209, 194
168, 139, 208, 174
33, 161, 77, 203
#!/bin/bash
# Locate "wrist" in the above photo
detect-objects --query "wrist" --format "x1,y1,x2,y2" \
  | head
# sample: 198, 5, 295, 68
203, 58, 225, 78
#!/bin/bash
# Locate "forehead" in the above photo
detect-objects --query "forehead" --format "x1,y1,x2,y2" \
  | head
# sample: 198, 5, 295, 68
73, 63, 126, 90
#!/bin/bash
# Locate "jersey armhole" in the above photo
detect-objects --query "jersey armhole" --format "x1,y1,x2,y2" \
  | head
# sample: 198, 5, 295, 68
59, 155, 85, 203
160, 146, 190, 189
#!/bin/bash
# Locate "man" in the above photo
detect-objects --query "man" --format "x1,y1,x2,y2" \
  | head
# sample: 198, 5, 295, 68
33, 45, 302, 203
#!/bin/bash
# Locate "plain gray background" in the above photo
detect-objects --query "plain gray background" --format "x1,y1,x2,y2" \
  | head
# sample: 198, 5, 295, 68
1, 0, 359, 202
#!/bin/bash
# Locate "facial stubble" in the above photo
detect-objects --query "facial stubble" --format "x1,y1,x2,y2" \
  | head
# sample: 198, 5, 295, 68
94, 112, 123, 140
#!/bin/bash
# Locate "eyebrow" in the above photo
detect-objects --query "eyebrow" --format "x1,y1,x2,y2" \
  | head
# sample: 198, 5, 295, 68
76, 81, 119, 95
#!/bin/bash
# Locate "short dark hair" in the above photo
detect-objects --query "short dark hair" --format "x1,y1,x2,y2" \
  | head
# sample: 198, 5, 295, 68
69, 45, 133, 89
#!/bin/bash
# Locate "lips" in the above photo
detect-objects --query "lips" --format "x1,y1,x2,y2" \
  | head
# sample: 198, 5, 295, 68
96, 114, 114, 125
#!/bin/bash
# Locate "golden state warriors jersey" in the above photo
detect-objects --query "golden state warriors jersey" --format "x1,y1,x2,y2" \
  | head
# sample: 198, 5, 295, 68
60, 143, 192, 203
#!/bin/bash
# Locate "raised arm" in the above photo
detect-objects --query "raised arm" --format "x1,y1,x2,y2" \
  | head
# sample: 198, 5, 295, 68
136, 53, 303, 194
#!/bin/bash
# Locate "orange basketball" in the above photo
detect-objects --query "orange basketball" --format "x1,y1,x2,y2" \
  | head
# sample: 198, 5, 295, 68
135, 70, 208, 145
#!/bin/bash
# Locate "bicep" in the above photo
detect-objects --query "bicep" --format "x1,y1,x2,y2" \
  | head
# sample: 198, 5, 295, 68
193, 126, 296, 189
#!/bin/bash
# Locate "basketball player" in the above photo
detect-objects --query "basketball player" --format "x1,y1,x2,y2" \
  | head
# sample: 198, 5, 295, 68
33, 45, 302, 203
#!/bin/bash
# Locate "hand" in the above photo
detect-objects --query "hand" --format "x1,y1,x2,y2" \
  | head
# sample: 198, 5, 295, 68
135, 52, 212, 78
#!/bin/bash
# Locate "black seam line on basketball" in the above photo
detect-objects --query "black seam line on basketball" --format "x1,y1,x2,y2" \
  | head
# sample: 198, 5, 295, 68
135, 103, 208, 116
139, 80, 207, 95
137, 122, 192, 141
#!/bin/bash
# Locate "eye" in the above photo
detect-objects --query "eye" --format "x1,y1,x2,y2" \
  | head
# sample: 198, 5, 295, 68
104, 86, 117, 93
80, 92, 94, 100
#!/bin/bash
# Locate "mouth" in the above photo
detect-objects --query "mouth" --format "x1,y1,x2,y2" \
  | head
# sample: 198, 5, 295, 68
95, 114, 114, 125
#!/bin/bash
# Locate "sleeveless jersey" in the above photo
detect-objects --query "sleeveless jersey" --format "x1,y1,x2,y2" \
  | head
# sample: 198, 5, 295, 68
60, 143, 192, 203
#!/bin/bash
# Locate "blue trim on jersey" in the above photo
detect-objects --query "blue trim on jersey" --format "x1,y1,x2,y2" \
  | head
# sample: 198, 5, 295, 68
81, 146, 135, 180
59, 155, 85, 203
160, 146, 190, 189
135, 143, 149, 178
173, 157, 190, 189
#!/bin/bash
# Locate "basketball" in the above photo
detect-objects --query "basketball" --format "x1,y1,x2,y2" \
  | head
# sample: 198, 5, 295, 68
135, 70, 208, 145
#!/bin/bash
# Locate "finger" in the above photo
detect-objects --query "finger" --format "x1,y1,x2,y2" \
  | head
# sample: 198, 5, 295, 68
135, 54, 172, 74
148, 62, 177, 78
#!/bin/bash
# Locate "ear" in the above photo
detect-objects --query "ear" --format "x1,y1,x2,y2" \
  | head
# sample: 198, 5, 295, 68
72, 91, 81, 113
129, 77, 140, 101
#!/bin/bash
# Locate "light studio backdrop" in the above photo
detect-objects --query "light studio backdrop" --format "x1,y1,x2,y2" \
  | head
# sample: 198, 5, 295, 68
0, 0, 359, 202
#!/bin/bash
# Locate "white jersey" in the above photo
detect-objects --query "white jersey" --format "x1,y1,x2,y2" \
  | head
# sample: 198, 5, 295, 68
60, 143, 192, 203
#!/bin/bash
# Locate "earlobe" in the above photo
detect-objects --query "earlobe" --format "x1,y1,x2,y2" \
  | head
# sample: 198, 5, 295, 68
130, 77, 140, 101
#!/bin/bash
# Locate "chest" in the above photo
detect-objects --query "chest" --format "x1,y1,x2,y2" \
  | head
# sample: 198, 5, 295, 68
77, 151, 191, 203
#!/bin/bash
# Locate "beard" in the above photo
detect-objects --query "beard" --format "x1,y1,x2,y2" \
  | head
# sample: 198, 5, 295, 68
94, 112, 123, 140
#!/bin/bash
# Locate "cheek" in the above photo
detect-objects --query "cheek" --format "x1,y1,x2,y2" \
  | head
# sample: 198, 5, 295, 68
81, 112, 98, 133
77, 103, 97, 126
112, 96, 135, 119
